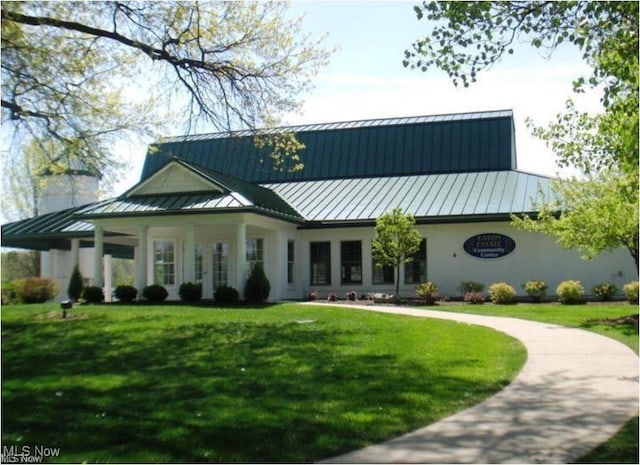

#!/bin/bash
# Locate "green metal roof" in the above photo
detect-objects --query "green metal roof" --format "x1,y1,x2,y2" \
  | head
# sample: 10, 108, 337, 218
142, 109, 516, 184
265, 170, 553, 224
1, 205, 131, 256
78, 159, 304, 221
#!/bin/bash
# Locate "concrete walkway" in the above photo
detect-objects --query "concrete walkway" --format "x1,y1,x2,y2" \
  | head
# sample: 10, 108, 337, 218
319, 304, 639, 464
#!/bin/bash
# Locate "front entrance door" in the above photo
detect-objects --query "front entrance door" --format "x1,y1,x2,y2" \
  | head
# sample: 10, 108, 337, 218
195, 241, 229, 299
211, 242, 229, 295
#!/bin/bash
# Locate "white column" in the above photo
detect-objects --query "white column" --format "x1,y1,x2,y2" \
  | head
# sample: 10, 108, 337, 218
184, 225, 196, 283
70, 239, 80, 269
235, 222, 247, 294
271, 230, 286, 301
93, 225, 104, 288
104, 254, 112, 302
136, 226, 148, 299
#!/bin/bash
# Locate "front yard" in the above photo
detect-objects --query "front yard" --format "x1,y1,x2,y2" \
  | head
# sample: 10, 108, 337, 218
2, 303, 525, 463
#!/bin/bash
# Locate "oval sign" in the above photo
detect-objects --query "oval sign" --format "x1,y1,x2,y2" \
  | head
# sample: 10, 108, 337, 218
463, 233, 516, 259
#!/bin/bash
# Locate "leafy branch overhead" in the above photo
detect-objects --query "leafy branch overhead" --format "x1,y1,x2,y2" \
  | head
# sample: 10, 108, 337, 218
1, 1, 330, 183
405, 1, 637, 108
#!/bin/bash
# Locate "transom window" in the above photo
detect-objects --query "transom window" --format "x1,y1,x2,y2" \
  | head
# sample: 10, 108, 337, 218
154, 240, 175, 285
310, 242, 331, 286
405, 238, 427, 284
341, 241, 362, 284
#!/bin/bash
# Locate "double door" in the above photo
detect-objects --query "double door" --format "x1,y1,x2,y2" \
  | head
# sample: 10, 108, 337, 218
196, 241, 229, 299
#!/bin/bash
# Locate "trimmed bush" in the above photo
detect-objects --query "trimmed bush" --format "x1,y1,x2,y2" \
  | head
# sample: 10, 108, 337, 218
2, 281, 16, 305
459, 281, 484, 294
142, 284, 168, 303
179, 282, 202, 302
623, 281, 639, 304
13, 277, 58, 303
67, 265, 84, 301
327, 293, 338, 302
464, 291, 485, 305
114, 285, 137, 303
346, 291, 357, 301
82, 286, 104, 304
244, 264, 271, 303
214, 285, 239, 304
593, 283, 617, 301
416, 281, 439, 305
488, 282, 516, 304
556, 280, 584, 305
522, 280, 548, 303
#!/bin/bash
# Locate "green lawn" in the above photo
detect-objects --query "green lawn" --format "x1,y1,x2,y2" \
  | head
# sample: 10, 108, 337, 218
1, 303, 525, 463
424, 302, 639, 464
428, 302, 639, 353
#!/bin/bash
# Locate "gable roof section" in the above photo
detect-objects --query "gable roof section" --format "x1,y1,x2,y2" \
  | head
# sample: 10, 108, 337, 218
141, 109, 517, 184
78, 159, 304, 222
126, 159, 224, 196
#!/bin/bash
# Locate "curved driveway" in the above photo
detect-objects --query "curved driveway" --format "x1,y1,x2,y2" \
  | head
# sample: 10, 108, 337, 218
319, 304, 639, 464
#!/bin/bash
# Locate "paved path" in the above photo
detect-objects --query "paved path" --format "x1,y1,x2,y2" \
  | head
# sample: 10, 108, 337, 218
318, 304, 639, 464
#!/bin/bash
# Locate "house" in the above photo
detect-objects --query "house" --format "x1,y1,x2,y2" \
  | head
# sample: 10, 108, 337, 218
2, 109, 634, 301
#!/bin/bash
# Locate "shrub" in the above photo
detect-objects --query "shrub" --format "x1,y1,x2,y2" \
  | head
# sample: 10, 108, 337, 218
308, 291, 319, 301
13, 277, 58, 303
522, 280, 548, 303
416, 281, 439, 305
488, 282, 516, 304
593, 283, 618, 301
327, 293, 338, 302
346, 290, 357, 301
179, 282, 202, 302
214, 285, 239, 304
142, 284, 168, 303
464, 291, 485, 305
114, 285, 137, 303
459, 281, 484, 294
82, 285, 104, 304
1, 281, 17, 305
244, 264, 271, 303
556, 280, 584, 305
623, 281, 639, 304
67, 265, 84, 301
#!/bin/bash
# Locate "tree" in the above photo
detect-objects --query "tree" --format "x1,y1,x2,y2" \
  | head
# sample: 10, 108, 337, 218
512, 170, 638, 271
372, 208, 422, 299
67, 264, 84, 302
1, 251, 40, 281
1, 2, 330, 183
404, 1, 638, 174
406, 2, 638, 269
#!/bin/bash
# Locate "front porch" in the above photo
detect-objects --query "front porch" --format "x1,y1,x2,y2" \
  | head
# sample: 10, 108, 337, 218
90, 213, 301, 301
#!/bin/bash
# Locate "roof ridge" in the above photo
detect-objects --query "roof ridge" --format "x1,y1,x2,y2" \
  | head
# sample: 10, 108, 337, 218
157, 109, 514, 143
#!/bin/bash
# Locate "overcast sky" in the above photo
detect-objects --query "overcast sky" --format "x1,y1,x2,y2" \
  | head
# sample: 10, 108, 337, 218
113, 1, 603, 194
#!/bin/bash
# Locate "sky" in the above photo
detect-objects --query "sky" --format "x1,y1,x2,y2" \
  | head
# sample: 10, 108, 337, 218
113, 0, 603, 194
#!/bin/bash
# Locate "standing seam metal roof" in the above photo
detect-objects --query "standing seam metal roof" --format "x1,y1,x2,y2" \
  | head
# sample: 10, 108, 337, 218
141, 110, 517, 184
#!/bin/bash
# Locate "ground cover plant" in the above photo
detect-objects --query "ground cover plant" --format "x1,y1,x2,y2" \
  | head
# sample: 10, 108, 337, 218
1, 303, 525, 463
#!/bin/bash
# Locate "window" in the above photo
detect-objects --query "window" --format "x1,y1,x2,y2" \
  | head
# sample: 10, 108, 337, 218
405, 238, 427, 284
372, 259, 394, 284
246, 238, 264, 271
154, 241, 175, 285
341, 241, 362, 284
212, 242, 229, 290
195, 244, 204, 284
310, 242, 331, 285
287, 240, 295, 285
